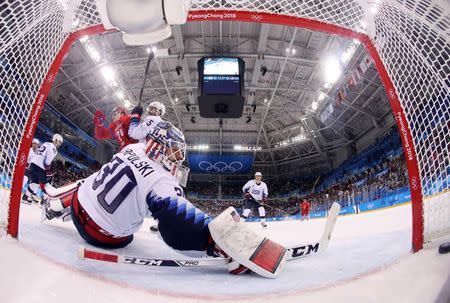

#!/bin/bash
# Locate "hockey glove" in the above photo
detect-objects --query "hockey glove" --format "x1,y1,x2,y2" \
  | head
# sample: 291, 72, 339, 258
94, 109, 106, 125
130, 106, 143, 125
131, 105, 143, 116
244, 192, 252, 199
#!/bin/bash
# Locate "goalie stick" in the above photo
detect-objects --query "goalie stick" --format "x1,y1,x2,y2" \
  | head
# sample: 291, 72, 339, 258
78, 246, 229, 268
287, 202, 340, 260
79, 203, 340, 271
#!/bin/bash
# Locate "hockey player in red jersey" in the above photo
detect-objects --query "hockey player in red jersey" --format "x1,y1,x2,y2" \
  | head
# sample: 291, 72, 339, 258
94, 106, 138, 150
300, 198, 311, 221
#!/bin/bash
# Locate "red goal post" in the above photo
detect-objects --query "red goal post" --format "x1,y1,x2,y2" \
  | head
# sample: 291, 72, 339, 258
0, 0, 448, 252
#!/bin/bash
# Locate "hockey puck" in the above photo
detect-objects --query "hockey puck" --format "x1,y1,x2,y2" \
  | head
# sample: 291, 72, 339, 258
438, 242, 450, 254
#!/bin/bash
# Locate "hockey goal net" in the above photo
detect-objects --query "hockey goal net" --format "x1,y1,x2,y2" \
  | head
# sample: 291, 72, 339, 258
0, 0, 448, 250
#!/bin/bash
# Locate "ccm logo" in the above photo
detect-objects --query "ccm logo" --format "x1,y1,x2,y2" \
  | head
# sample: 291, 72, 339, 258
124, 257, 162, 266
291, 243, 319, 257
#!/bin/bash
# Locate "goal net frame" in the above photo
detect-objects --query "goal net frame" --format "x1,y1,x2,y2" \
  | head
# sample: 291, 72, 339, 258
1, 0, 448, 253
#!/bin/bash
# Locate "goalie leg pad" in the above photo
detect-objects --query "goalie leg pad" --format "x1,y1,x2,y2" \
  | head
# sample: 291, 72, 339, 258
209, 207, 288, 278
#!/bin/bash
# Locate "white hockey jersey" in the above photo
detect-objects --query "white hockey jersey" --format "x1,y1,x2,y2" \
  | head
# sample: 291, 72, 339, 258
128, 115, 163, 143
27, 147, 37, 165
242, 180, 268, 201
30, 142, 57, 170
78, 143, 187, 237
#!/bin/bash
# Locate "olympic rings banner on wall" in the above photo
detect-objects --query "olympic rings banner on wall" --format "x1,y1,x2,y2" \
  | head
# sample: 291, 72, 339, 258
187, 153, 255, 174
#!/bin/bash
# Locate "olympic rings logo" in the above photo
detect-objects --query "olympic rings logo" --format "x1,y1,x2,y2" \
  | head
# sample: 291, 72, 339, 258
198, 161, 243, 173
251, 14, 263, 21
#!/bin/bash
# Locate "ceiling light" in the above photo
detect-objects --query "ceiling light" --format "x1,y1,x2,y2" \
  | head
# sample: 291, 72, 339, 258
174, 97, 179, 103
146, 47, 151, 54
360, 21, 367, 29
115, 91, 124, 99
101, 65, 115, 82
264, 98, 268, 103
318, 92, 326, 101
124, 100, 131, 108
80, 35, 88, 43
323, 82, 332, 89
234, 145, 243, 150
312, 101, 318, 111
322, 56, 342, 84
292, 49, 296, 54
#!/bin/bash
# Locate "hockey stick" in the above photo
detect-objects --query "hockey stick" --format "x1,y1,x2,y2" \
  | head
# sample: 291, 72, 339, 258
138, 51, 155, 106
286, 202, 340, 260
78, 246, 229, 268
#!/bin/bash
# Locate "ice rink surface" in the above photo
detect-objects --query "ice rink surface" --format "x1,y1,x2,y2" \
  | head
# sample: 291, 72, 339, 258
0, 192, 449, 302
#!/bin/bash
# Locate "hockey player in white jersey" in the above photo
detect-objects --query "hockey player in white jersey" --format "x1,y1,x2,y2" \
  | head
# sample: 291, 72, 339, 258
242, 172, 269, 228
128, 101, 166, 143
128, 101, 166, 232
24, 134, 63, 203
41, 122, 289, 277
22, 138, 40, 203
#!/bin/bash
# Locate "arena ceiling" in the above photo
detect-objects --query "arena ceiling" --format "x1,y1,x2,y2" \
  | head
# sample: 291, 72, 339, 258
47, 21, 393, 174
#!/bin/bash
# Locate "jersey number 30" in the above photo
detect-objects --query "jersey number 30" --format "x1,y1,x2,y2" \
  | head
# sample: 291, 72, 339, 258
92, 156, 137, 214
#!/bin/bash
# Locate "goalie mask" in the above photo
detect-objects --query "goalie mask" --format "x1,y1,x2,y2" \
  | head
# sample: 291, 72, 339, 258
145, 121, 189, 187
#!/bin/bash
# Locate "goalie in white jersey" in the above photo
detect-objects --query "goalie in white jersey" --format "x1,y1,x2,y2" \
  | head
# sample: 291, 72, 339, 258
41, 122, 290, 276
242, 172, 269, 227
128, 101, 165, 143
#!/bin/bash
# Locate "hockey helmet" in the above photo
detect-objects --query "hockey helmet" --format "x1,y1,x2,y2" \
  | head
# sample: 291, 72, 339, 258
145, 121, 189, 186
52, 133, 63, 147
147, 101, 166, 116
255, 172, 262, 177
112, 106, 127, 121
32, 138, 40, 145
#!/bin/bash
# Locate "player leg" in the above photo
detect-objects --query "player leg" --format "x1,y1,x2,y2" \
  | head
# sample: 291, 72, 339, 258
70, 191, 133, 249
301, 209, 307, 221
25, 164, 46, 204
21, 168, 32, 204
241, 197, 255, 221
257, 202, 267, 228
241, 202, 252, 221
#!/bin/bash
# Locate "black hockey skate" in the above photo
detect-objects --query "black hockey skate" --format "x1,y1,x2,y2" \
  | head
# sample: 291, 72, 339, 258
261, 221, 267, 228
21, 194, 32, 205
41, 199, 63, 221
149, 225, 159, 233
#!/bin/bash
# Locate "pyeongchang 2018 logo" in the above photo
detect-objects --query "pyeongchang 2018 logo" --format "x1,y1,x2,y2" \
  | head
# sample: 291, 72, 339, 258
198, 161, 243, 173
188, 12, 237, 20
25, 93, 45, 140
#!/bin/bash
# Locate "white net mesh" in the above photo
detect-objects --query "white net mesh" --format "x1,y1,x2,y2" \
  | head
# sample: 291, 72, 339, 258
0, 0, 448, 247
